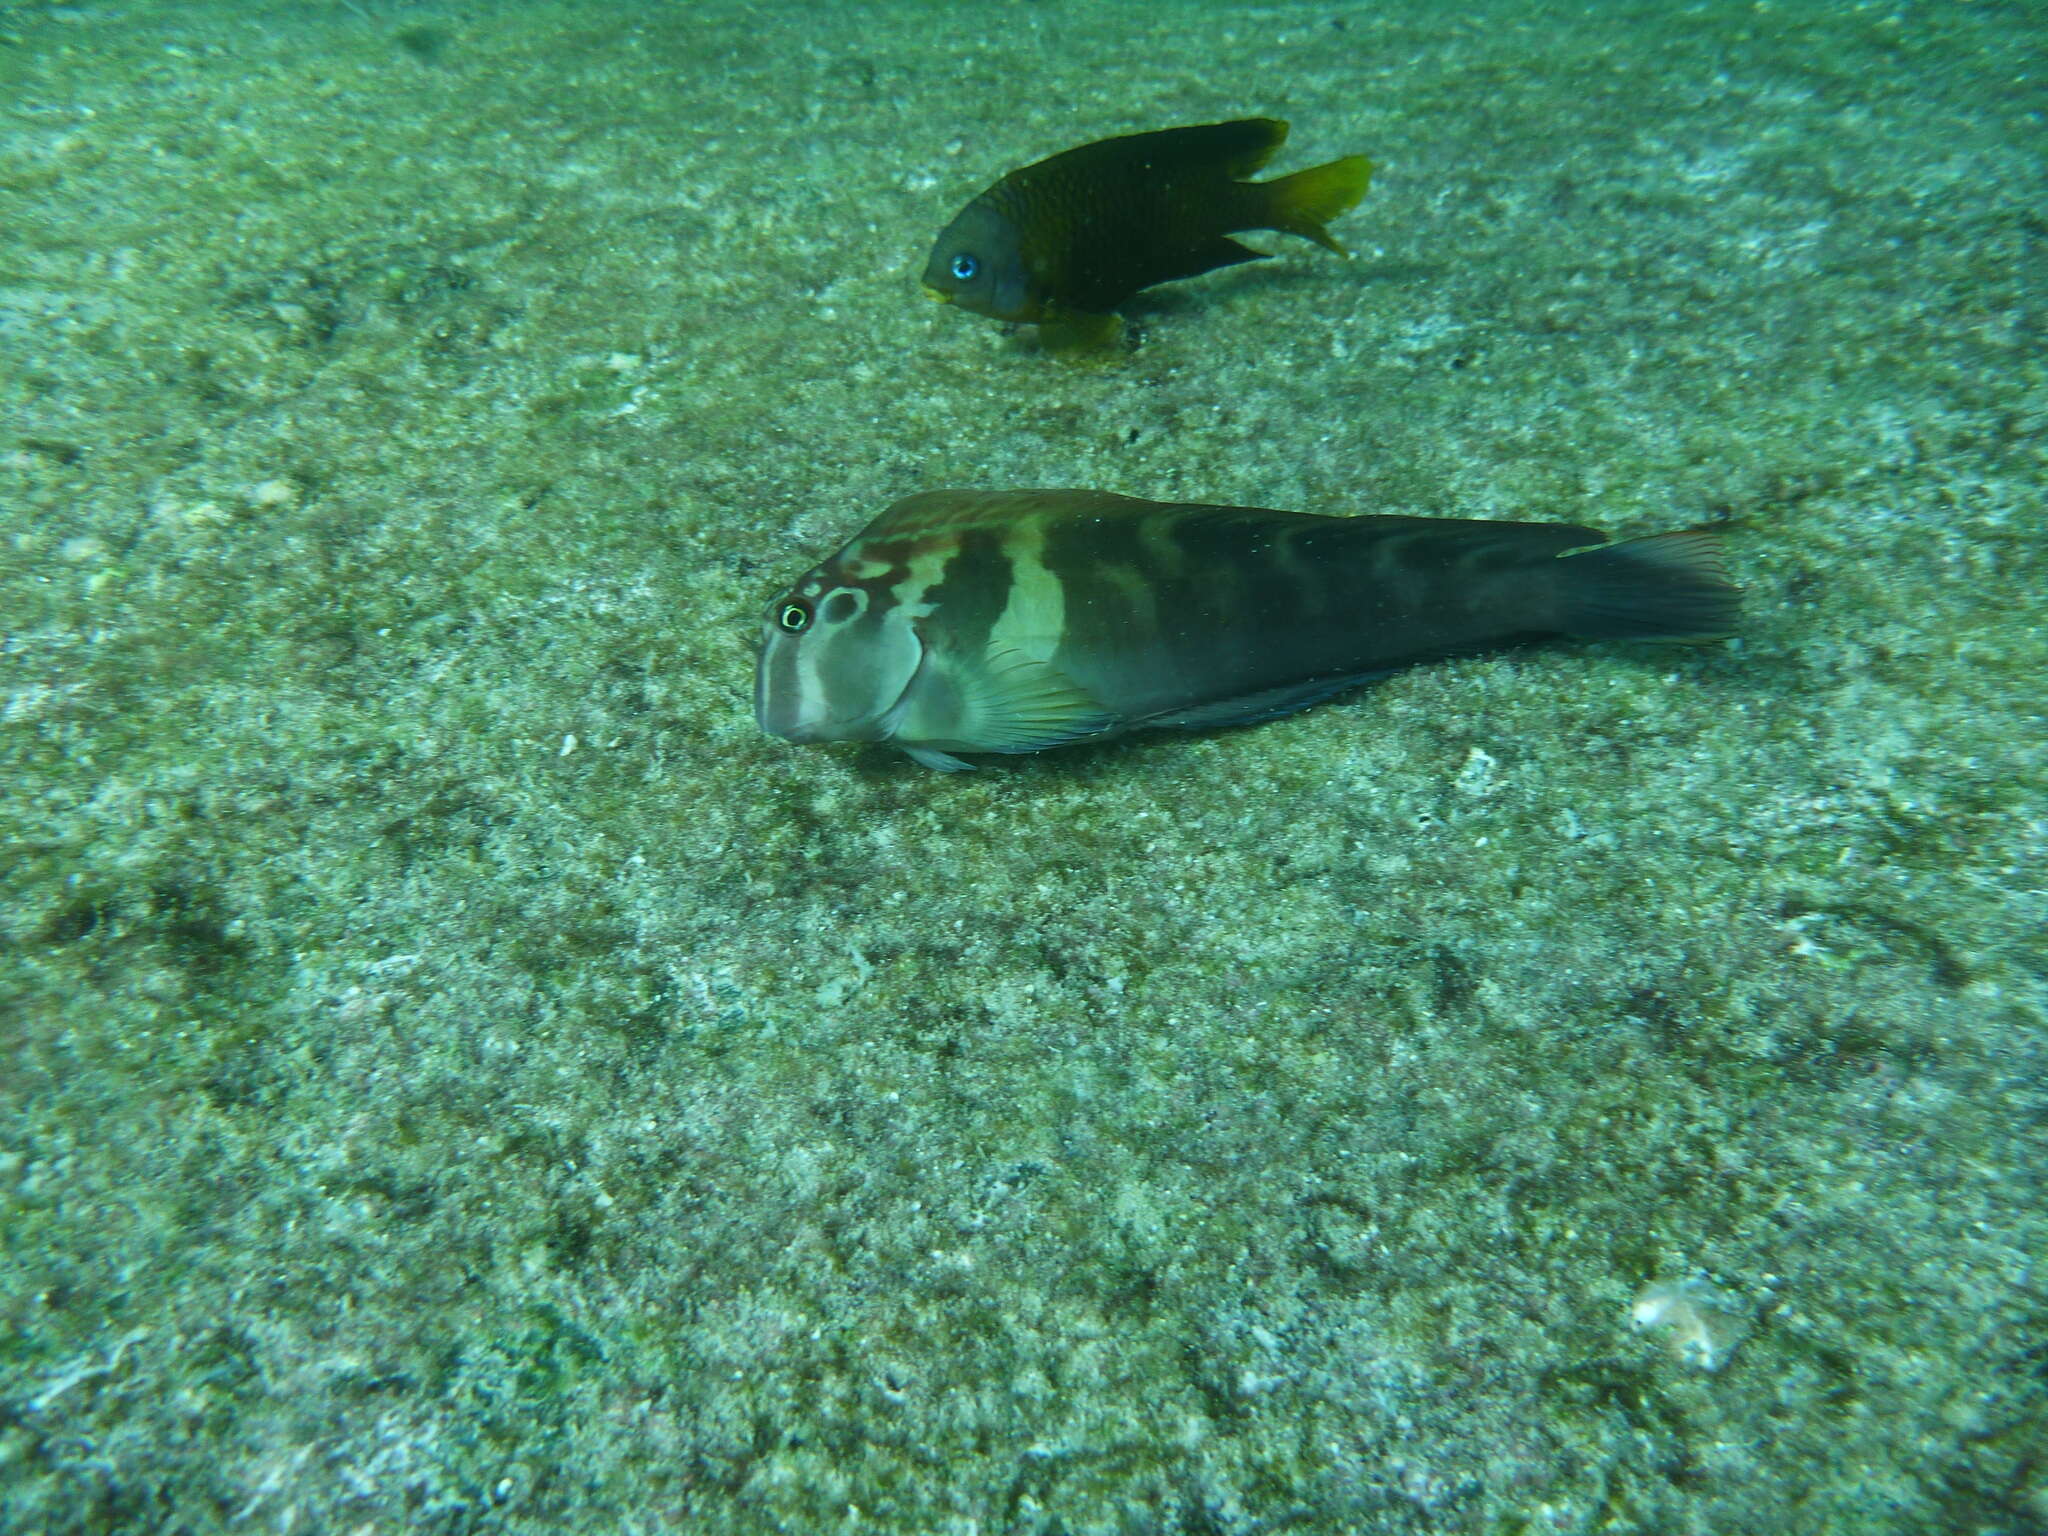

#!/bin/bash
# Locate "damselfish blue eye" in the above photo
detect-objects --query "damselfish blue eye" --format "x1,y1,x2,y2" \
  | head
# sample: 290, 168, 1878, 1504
950, 253, 979, 282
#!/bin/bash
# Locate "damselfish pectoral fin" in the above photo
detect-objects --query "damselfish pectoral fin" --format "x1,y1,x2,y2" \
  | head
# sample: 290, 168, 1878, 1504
953, 648, 1116, 754
1036, 308, 1124, 352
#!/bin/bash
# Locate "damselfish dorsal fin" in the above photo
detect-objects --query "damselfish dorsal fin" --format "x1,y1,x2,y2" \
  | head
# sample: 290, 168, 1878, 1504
1131, 117, 1289, 179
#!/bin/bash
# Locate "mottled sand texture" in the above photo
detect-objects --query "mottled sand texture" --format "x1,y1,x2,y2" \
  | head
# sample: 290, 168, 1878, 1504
3, 0, 2043, 1530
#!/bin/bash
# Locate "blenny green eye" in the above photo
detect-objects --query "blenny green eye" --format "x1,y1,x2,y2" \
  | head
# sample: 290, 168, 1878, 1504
778, 601, 811, 633
950, 253, 979, 281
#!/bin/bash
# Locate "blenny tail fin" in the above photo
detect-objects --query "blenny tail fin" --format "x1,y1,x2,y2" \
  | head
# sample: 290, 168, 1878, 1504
1555, 529, 1740, 642
1261, 154, 1374, 254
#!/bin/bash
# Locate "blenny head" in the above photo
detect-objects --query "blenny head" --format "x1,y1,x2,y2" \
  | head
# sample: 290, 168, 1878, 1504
754, 560, 924, 746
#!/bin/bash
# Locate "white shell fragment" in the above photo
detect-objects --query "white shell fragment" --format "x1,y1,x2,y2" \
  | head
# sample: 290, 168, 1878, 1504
1630, 1278, 1749, 1372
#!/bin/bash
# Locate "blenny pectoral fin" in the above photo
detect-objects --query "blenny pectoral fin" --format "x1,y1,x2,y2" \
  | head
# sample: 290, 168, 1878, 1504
937, 651, 1114, 765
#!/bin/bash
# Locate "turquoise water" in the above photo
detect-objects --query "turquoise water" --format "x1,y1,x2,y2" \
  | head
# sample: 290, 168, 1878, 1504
3, 1, 2043, 1530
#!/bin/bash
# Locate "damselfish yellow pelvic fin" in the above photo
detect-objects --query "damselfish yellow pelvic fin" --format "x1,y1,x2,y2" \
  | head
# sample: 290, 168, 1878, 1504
1038, 309, 1125, 352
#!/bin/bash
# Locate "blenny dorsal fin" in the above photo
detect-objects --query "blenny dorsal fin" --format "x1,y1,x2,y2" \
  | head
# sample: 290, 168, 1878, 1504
862, 489, 1159, 540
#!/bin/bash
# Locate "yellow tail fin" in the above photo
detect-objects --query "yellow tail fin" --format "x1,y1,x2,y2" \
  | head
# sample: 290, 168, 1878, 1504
1262, 154, 1374, 254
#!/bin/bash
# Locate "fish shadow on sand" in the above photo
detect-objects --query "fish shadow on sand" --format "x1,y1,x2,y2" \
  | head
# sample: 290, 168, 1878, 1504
976, 257, 1435, 354
840, 639, 1759, 783
1105, 256, 1444, 337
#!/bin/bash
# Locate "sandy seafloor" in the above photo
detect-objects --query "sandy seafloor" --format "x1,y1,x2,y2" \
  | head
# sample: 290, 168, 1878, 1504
2, 0, 2044, 1530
